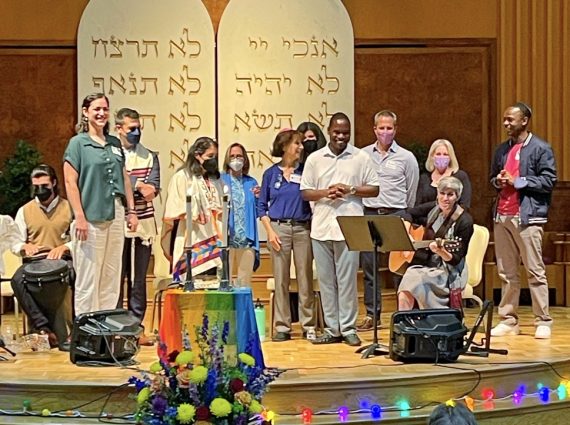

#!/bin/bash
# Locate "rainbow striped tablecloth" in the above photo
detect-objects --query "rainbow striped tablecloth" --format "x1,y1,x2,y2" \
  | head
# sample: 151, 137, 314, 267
159, 287, 264, 368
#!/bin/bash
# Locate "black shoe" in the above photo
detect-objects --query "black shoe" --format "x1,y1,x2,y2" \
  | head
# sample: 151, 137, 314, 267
302, 331, 307, 339
58, 341, 71, 352
272, 332, 291, 342
343, 333, 362, 347
311, 333, 343, 345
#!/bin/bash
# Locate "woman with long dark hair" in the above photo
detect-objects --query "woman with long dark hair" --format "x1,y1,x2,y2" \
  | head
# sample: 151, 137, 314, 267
296, 121, 327, 163
63, 92, 138, 316
161, 137, 223, 281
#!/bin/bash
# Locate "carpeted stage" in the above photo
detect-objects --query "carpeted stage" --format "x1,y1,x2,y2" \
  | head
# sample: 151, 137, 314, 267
2, 307, 570, 424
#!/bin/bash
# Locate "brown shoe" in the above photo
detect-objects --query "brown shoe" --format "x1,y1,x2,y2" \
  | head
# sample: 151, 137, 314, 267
356, 316, 374, 331
138, 334, 155, 346
39, 328, 59, 348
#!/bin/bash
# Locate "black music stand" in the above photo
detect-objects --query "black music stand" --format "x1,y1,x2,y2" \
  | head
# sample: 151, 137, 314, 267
337, 215, 415, 359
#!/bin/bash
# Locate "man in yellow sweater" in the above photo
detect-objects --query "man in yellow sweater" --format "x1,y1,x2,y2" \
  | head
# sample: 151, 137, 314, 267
10, 164, 74, 351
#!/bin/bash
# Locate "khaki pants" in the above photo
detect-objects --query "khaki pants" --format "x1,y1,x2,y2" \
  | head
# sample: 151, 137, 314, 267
494, 215, 552, 327
270, 222, 314, 334
229, 247, 255, 286
73, 199, 125, 316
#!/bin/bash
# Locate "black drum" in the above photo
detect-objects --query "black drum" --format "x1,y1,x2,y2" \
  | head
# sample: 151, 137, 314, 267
22, 258, 72, 344
22, 259, 69, 286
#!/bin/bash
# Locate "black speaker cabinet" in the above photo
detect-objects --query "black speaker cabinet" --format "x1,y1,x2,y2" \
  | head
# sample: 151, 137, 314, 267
389, 309, 467, 363
70, 309, 143, 365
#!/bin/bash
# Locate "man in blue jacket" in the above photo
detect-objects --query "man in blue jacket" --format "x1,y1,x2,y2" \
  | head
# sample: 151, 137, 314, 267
489, 102, 557, 339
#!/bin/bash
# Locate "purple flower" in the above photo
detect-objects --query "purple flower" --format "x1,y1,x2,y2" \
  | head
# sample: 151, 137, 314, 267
201, 313, 209, 339
152, 395, 168, 416
182, 327, 192, 351
222, 320, 230, 344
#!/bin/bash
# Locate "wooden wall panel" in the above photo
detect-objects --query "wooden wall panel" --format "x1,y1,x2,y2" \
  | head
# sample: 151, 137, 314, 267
0, 50, 76, 186
355, 44, 495, 226
499, 0, 570, 181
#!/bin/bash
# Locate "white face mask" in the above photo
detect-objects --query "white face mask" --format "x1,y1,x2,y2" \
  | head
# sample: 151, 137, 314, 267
229, 158, 244, 172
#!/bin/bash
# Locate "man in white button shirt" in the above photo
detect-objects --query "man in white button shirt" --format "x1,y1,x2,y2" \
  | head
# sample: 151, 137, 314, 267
300, 113, 379, 346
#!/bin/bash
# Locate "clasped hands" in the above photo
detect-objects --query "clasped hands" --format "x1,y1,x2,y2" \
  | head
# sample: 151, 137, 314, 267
326, 183, 352, 200
496, 169, 514, 188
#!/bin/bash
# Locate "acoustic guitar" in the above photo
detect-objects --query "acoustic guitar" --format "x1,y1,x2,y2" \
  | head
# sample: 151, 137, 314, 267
388, 226, 461, 275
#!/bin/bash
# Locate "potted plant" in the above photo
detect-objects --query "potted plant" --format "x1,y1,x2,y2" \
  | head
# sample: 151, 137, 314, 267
0, 140, 42, 216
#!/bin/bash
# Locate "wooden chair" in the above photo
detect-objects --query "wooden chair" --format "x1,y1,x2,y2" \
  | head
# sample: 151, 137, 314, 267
462, 224, 490, 309
149, 242, 174, 332
0, 250, 25, 335
266, 260, 324, 338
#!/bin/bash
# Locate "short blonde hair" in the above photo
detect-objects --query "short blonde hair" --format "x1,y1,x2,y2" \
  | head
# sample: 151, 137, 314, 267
425, 139, 459, 173
373, 110, 397, 126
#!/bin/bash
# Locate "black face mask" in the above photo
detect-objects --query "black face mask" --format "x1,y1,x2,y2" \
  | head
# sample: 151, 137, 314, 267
32, 184, 53, 202
202, 157, 219, 176
303, 139, 318, 155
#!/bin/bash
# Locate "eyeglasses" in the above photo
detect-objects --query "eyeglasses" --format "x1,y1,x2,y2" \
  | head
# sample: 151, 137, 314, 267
127, 126, 140, 132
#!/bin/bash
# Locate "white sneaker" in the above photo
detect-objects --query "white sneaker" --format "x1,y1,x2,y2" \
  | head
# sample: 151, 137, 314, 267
534, 325, 551, 339
490, 323, 520, 337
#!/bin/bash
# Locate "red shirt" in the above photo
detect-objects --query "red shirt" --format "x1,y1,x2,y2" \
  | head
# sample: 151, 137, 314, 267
497, 142, 523, 215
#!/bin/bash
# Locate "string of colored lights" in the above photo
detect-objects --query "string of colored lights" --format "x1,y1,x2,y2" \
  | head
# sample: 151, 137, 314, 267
1, 362, 569, 423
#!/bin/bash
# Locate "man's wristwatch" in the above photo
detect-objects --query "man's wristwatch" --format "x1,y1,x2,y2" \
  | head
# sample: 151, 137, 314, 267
349, 185, 357, 195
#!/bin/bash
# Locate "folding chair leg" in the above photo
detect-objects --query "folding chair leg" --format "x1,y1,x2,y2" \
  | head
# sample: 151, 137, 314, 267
472, 295, 483, 310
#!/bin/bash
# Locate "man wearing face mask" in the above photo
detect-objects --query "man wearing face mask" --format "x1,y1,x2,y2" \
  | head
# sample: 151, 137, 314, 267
358, 110, 419, 331
114, 108, 160, 345
10, 164, 74, 351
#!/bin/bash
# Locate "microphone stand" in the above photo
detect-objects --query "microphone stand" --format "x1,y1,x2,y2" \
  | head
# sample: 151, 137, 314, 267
356, 221, 390, 358
183, 193, 195, 292
218, 194, 231, 291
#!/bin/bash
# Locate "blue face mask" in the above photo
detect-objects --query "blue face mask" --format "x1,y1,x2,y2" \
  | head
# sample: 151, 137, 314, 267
126, 127, 141, 145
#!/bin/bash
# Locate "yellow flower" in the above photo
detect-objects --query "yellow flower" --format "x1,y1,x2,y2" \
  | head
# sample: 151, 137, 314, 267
235, 391, 253, 405
177, 403, 196, 424
210, 398, 232, 417
41, 409, 51, 417
238, 353, 255, 367
189, 365, 209, 384
137, 387, 151, 406
249, 399, 263, 414
175, 350, 195, 365
149, 362, 163, 373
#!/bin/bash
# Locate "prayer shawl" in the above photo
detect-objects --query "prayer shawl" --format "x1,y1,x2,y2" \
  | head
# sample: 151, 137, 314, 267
124, 144, 158, 243
161, 169, 223, 281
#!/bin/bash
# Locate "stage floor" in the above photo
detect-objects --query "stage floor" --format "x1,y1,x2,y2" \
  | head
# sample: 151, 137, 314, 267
2, 306, 570, 424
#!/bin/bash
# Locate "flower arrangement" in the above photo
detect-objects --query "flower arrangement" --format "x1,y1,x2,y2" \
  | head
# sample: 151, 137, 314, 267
130, 314, 280, 425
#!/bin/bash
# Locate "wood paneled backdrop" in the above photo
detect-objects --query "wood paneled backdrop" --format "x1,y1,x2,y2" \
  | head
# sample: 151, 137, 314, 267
354, 42, 495, 227
0, 0, 568, 229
